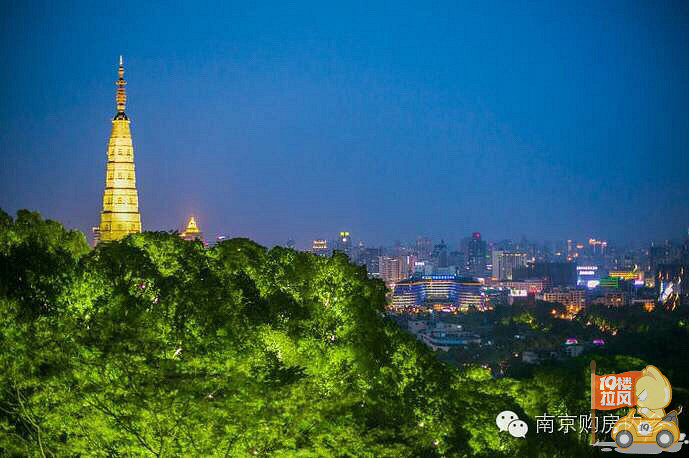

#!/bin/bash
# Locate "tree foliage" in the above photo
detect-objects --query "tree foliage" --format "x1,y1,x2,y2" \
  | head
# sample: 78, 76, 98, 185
0, 209, 641, 456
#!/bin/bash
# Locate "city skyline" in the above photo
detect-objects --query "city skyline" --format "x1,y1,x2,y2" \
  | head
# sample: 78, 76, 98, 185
2, 3, 689, 456
2, 1, 688, 248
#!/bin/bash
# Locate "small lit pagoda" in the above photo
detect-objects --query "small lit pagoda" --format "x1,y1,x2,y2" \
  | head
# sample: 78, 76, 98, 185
181, 216, 205, 244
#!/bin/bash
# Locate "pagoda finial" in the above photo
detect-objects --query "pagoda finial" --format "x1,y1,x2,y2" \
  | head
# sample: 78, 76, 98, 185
115, 55, 127, 115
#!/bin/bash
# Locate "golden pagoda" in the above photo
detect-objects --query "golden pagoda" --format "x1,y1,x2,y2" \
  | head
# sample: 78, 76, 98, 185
99, 56, 142, 241
181, 216, 205, 243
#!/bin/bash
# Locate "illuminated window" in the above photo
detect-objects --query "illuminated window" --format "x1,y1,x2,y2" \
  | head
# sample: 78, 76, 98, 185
118, 173, 123, 179
118, 197, 123, 204
128, 173, 132, 180
108, 173, 113, 179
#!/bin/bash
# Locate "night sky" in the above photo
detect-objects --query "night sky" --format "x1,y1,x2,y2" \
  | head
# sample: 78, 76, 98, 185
1, 1, 688, 248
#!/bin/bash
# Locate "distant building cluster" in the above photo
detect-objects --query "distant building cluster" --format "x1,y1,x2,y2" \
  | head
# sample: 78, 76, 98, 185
304, 229, 689, 314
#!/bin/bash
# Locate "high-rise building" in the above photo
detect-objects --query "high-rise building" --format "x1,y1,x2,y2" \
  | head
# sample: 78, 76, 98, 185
432, 240, 448, 268
589, 238, 607, 256
448, 250, 465, 268
180, 216, 204, 243
492, 251, 527, 281
359, 247, 382, 275
353, 240, 366, 263
467, 232, 488, 275
494, 239, 515, 251
551, 241, 568, 259
98, 56, 142, 242
649, 242, 681, 273
514, 261, 577, 287
379, 256, 403, 285
312, 239, 329, 256
399, 255, 417, 279
378, 255, 418, 285
416, 236, 432, 260
335, 231, 352, 257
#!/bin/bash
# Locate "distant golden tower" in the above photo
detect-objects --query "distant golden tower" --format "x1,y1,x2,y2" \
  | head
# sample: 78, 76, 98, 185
99, 56, 142, 241
181, 216, 204, 243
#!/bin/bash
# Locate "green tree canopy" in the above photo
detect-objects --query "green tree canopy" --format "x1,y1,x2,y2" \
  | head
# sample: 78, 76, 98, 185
1, 210, 637, 456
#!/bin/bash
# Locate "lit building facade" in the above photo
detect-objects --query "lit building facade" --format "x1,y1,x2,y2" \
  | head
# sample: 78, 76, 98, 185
656, 264, 687, 310
379, 255, 417, 286
359, 247, 382, 275
592, 291, 628, 308
492, 250, 527, 281
432, 240, 448, 268
540, 288, 586, 318
599, 277, 621, 289
499, 279, 547, 295
467, 232, 488, 275
576, 265, 600, 287
99, 56, 142, 242
608, 270, 642, 282
391, 275, 484, 312
588, 238, 608, 255
379, 256, 403, 285
312, 239, 329, 256
416, 236, 432, 260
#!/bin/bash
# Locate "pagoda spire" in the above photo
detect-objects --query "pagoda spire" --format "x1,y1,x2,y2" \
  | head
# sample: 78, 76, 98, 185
98, 56, 142, 242
115, 55, 127, 118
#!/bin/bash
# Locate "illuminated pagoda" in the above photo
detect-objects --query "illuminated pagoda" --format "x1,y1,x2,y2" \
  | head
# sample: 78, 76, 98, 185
98, 56, 142, 242
181, 216, 205, 243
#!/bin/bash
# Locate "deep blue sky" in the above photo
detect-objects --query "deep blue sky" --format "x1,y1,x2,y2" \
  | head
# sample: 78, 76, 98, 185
1, 1, 688, 248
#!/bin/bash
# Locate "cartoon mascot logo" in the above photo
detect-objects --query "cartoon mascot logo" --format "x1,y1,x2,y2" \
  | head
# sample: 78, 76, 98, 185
635, 366, 672, 420
592, 364, 684, 452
